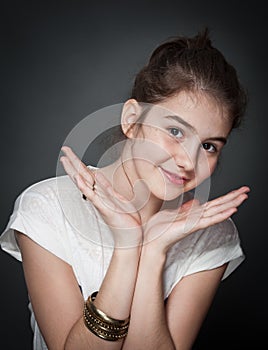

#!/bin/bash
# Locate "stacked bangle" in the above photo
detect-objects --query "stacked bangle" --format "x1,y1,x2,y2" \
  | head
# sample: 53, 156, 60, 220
83, 291, 130, 341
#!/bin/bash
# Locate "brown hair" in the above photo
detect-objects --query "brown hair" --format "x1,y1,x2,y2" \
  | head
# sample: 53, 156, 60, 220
131, 28, 248, 129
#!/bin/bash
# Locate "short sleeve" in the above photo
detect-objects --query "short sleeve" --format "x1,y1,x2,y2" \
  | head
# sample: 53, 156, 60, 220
184, 218, 245, 280
0, 179, 73, 265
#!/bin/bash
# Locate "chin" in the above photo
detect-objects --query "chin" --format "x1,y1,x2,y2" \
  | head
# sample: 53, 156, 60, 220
153, 187, 185, 202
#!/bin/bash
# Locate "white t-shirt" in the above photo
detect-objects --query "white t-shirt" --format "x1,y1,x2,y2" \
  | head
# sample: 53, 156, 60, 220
0, 172, 245, 349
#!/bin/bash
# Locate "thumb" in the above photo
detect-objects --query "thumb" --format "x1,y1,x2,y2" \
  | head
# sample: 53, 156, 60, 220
178, 198, 200, 214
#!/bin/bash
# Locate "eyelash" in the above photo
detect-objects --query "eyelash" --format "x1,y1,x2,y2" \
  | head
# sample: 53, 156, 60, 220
168, 127, 184, 139
168, 127, 218, 153
202, 143, 218, 153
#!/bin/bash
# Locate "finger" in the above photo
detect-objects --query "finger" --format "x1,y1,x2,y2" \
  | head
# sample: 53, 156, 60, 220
82, 172, 120, 206
178, 199, 200, 214
195, 207, 238, 232
205, 186, 250, 210
76, 174, 107, 212
95, 172, 127, 202
61, 146, 95, 185
61, 146, 92, 179
60, 156, 78, 183
61, 146, 83, 171
60, 156, 95, 191
203, 193, 248, 218
75, 173, 96, 200
95, 173, 138, 215
80, 174, 131, 218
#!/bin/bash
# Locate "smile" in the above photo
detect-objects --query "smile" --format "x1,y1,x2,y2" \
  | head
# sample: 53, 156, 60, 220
159, 167, 189, 186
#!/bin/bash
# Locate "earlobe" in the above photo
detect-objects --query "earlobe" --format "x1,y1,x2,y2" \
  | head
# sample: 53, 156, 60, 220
121, 99, 141, 138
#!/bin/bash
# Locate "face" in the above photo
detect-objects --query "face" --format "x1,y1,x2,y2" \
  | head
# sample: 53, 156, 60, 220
122, 91, 231, 201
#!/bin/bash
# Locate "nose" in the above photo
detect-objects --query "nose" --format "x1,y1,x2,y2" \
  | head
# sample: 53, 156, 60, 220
173, 139, 200, 172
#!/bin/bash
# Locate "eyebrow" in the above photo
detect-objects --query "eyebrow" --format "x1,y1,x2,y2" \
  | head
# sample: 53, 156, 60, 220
164, 115, 227, 145
207, 136, 227, 145
165, 115, 196, 133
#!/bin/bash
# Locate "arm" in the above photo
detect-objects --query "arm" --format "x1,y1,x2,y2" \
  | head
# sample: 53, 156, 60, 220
12, 146, 141, 349
66, 246, 141, 350
123, 187, 248, 349
58, 147, 248, 349
123, 243, 227, 350
16, 231, 140, 350
165, 264, 227, 350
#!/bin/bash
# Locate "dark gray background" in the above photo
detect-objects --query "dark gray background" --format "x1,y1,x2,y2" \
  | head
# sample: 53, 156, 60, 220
0, 0, 266, 348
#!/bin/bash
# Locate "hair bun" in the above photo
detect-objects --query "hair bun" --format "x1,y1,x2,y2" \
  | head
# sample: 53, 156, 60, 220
149, 27, 212, 65
188, 27, 212, 49
131, 27, 247, 129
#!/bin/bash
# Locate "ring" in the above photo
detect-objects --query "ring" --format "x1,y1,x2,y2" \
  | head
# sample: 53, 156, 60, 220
82, 181, 95, 200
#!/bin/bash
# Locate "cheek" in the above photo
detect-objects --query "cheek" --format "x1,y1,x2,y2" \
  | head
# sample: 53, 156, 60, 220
209, 160, 218, 174
130, 135, 172, 166
196, 155, 218, 182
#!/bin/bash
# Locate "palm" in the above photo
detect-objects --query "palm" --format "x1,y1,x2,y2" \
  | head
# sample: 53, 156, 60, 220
60, 146, 142, 247
144, 188, 249, 251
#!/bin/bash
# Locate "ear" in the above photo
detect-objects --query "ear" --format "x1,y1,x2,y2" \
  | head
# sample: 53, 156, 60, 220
121, 99, 141, 138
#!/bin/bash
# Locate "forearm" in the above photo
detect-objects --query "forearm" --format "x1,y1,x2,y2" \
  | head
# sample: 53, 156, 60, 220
123, 246, 175, 350
65, 247, 141, 350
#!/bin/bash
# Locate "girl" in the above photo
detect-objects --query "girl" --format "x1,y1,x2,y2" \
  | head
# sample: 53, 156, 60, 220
0, 28, 249, 349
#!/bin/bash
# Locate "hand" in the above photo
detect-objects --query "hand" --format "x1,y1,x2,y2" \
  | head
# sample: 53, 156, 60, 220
143, 186, 250, 254
60, 146, 143, 248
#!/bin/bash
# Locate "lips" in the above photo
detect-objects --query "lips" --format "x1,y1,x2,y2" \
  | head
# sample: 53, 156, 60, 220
159, 167, 189, 186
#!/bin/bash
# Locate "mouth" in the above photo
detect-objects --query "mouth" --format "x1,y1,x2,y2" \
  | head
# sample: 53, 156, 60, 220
159, 167, 190, 186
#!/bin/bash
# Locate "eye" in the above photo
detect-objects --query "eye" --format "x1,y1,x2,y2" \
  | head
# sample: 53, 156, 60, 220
168, 127, 184, 139
202, 142, 217, 153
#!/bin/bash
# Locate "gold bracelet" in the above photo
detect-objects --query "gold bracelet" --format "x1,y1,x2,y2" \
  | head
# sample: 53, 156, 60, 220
86, 292, 130, 327
83, 291, 130, 341
84, 304, 129, 332
83, 303, 128, 341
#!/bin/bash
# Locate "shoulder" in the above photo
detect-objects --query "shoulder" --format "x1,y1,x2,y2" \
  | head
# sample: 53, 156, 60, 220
164, 218, 244, 297
185, 218, 244, 280
12, 175, 76, 225
16, 176, 61, 210
0, 175, 74, 263
15, 170, 110, 246
15, 172, 100, 232
0, 167, 105, 263
16, 169, 92, 212
167, 218, 240, 262
208, 217, 238, 237
16, 164, 98, 210
196, 218, 240, 251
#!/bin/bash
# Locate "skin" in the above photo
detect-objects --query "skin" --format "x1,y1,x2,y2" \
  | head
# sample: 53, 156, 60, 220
16, 91, 250, 350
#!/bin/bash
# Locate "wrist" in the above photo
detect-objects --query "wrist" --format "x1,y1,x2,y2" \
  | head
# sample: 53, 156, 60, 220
140, 243, 167, 268
112, 245, 141, 261
142, 226, 170, 259
112, 226, 143, 249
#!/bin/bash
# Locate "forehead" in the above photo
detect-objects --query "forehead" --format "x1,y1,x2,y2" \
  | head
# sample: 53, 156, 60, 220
142, 91, 231, 137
